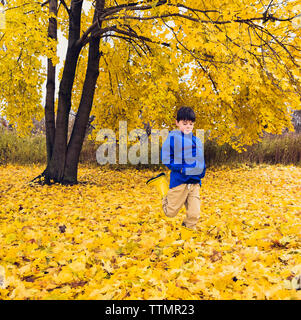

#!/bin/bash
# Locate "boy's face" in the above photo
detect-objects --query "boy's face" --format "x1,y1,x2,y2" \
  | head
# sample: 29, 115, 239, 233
176, 120, 194, 135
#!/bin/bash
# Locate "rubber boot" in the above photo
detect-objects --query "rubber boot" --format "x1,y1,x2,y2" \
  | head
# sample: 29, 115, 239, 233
146, 173, 169, 198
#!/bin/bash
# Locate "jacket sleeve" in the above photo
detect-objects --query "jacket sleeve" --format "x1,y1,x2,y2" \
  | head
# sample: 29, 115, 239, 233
161, 134, 183, 173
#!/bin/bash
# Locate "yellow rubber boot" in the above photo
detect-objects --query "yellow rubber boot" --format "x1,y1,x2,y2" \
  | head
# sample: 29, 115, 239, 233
146, 173, 169, 198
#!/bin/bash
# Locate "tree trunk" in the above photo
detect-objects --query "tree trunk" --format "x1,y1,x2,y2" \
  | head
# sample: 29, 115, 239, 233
43, 0, 83, 183
64, 10, 104, 184
46, 47, 82, 182
64, 38, 101, 183
33, 1, 105, 185
45, 0, 57, 166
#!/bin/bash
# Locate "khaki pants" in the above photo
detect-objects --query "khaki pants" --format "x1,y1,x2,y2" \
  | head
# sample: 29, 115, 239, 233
162, 183, 201, 229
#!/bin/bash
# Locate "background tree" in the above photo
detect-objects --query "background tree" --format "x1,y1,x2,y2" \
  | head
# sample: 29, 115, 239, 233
0, 0, 58, 135
1, 0, 301, 184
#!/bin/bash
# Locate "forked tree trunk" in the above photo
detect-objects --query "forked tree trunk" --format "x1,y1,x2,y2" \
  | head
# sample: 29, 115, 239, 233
46, 46, 82, 182
42, 0, 83, 184
64, 7, 104, 184
37, 1, 104, 185
63, 34, 101, 183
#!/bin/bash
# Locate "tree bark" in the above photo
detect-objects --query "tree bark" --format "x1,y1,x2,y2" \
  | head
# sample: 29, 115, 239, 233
64, 40, 101, 183
33, 0, 106, 185
46, 47, 82, 181
45, 0, 57, 166
64, 9, 104, 183
44, 0, 83, 183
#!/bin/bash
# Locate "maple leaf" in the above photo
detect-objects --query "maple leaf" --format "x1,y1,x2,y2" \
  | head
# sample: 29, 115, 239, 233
210, 250, 223, 263
0, 164, 301, 299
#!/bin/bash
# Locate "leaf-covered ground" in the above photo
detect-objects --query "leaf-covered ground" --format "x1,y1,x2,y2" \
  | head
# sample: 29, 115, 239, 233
0, 164, 300, 300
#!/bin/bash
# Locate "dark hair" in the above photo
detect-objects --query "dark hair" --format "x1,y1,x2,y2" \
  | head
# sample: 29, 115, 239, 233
176, 106, 196, 122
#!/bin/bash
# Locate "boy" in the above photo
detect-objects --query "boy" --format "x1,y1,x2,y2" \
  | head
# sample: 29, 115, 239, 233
146, 107, 206, 231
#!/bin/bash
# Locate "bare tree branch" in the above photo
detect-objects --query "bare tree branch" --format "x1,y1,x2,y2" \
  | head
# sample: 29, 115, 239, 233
101, 13, 200, 23
252, 21, 299, 67
60, 0, 70, 15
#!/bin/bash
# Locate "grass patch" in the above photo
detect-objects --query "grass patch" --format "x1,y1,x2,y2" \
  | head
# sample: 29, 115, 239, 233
1, 128, 300, 167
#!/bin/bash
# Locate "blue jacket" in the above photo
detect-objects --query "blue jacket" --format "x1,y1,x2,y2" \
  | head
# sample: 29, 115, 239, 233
161, 130, 206, 189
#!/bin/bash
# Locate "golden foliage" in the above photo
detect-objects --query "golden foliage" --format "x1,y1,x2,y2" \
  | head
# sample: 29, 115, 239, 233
1, 1, 301, 148
0, 164, 300, 299
0, 1, 58, 136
